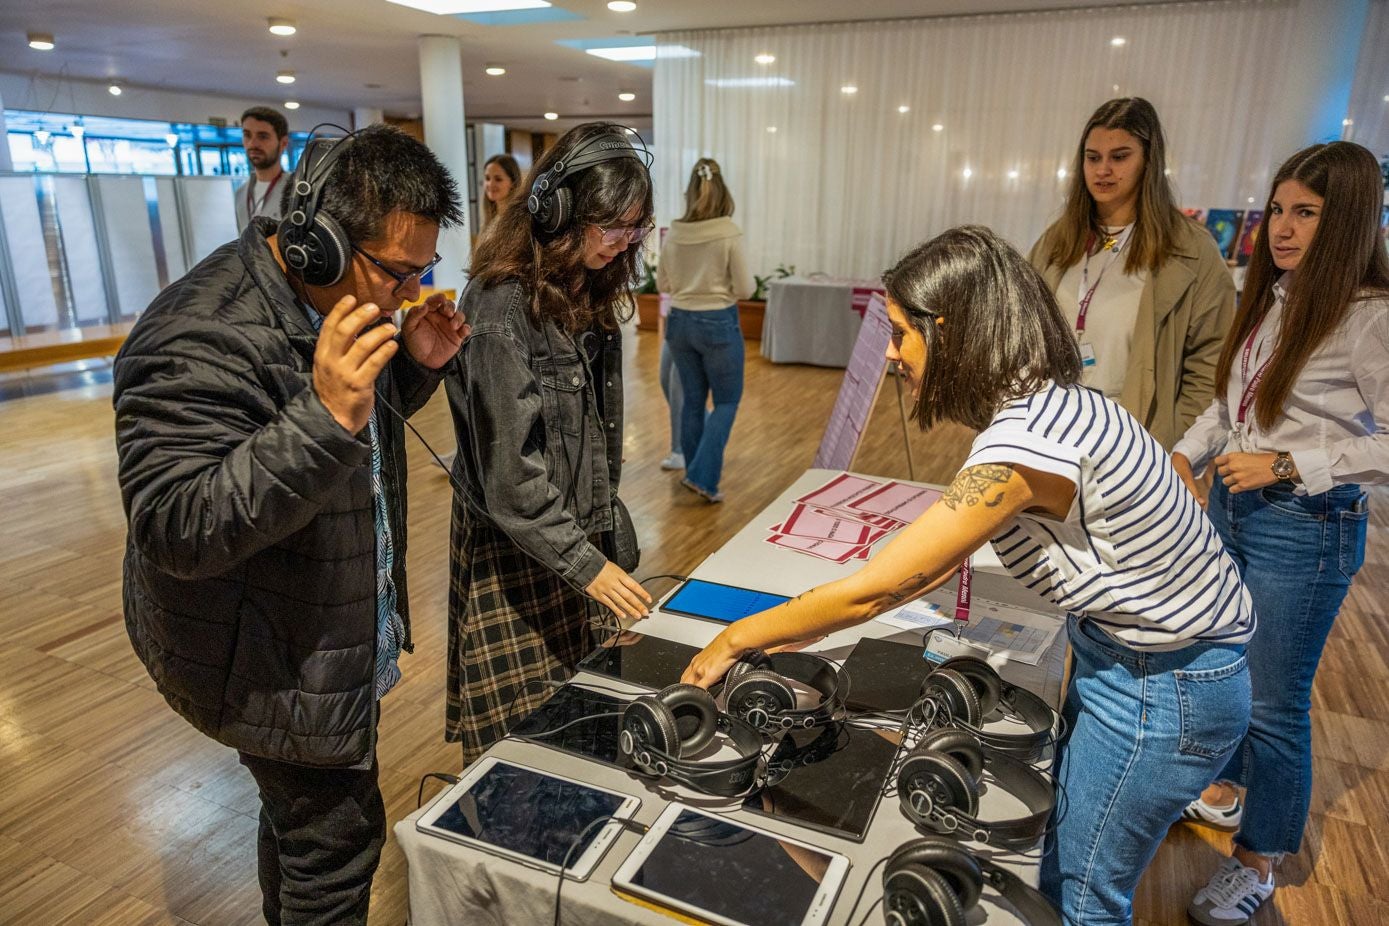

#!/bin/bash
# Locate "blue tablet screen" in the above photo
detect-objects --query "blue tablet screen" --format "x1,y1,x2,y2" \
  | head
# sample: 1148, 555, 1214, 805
660, 580, 791, 623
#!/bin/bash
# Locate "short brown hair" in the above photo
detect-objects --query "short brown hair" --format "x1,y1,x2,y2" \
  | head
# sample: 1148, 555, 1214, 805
240, 106, 288, 139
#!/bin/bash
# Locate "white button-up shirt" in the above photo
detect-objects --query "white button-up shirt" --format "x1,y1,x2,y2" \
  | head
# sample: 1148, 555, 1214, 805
1173, 274, 1389, 495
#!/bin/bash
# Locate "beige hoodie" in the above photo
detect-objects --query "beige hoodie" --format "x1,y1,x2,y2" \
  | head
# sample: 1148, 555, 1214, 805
656, 216, 756, 311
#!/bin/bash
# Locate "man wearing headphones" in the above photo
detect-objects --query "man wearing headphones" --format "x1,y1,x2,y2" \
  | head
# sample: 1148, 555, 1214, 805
113, 124, 465, 925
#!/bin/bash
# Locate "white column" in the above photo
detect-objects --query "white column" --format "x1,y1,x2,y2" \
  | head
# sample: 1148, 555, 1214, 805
418, 34, 470, 291
1266, 0, 1369, 157
352, 107, 384, 130
0, 91, 12, 172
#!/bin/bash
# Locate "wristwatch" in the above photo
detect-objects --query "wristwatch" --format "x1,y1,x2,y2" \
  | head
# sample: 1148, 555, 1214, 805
1271, 451, 1296, 482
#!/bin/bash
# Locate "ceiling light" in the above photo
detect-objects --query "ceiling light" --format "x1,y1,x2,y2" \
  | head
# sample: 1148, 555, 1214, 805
1247, 197, 1256, 204
1007, 169, 1019, 179
27, 32, 55, 51
1111, 36, 1127, 46
277, 70, 296, 84
586, 45, 656, 61
932, 123, 943, 132
69, 125, 84, 139
841, 85, 857, 95
618, 91, 636, 101
898, 105, 910, 114
766, 126, 777, 133
1057, 167, 1067, 179
165, 133, 180, 147
485, 65, 506, 76
754, 53, 776, 65
383, 1, 551, 13
1164, 168, 1172, 176
284, 101, 300, 110
607, 1, 637, 10
108, 83, 123, 96
1383, 94, 1389, 102
962, 167, 972, 179
268, 18, 297, 36
34, 129, 50, 145
544, 111, 559, 120
705, 77, 796, 88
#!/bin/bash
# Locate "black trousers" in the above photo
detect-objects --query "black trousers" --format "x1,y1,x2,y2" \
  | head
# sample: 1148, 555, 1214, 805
238, 751, 386, 926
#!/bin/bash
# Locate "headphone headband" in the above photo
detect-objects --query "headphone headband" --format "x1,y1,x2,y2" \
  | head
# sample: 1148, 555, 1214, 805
885, 837, 1061, 926
723, 650, 845, 732
527, 126, 649, 235
278, 125, 355, 287
620, 713, 765, 798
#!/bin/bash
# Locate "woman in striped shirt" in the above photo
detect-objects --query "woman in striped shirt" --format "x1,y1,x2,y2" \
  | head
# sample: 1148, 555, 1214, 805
682, 225, 1255, 925
1173, 141, 1389, 926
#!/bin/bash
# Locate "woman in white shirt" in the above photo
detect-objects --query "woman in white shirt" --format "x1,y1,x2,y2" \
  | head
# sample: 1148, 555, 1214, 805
1173, 141, 1389, 926
657, 159, 756, 502
1029, 98, 1234, 449
683, 226, 1255, 926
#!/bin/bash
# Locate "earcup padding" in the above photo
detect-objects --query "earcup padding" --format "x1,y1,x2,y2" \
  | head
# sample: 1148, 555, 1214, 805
883, 865, 967, 926
899, 750, 980, 819
285, 211, 351, 288
724, 648, 773, 689
937, 657, 1002, 716
921, 668, 983, 727
655, 683, 718, 757
725, 669, 796, 727
887, 837, 985, 912
622, 696, 679, 757
534, 186, 573, 235
915, 727, 986, 783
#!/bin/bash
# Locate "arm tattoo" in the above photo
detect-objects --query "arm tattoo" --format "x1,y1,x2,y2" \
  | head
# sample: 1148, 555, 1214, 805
887, 572, 932, 604
942, 464, 1014, 510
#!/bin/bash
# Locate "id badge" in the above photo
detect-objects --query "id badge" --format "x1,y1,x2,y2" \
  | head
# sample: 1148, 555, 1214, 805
1079, 342, 1098, 369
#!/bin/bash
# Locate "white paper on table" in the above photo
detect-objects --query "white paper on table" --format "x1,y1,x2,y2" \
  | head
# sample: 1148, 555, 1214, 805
795, 473, 886, 510
764, 532, 871, 563
772, 503, 877, 545
956, 599, 1064, 666
874, 601, 955, 633
849, 481, 943, 522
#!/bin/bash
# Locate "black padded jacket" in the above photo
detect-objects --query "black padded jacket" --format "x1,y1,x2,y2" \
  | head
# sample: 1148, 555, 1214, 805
113, 219, 442, 767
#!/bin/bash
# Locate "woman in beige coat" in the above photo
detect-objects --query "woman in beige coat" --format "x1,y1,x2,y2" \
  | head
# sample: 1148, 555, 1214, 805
1029, 98, 1234, 448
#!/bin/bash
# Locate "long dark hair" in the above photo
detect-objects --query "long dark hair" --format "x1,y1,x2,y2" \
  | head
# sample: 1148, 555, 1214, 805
470, 122, 653, 333
1046, 97, 1184, 275
481, 153, 521, 224
885, 225, 1082, 431
1216, 141, 1389, 430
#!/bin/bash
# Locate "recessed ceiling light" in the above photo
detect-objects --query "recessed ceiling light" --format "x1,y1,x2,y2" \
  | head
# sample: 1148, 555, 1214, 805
1247, 197, 1256, 204
1111, 36, 1127, 46
1007, 170, 1019, 179
1383, 94, 1389, 102
705, 77, 795, 88
165, 133, 180, 147
108, 83, 123, 96
931, 123, 943, 132
962, 167, 973, 179
27, 32, 55, 51
608, 1, 637, 10
1057, 167, 1067, 179
754, 53, 776, 65
268, 18, 297, 36
384, 1, 552, 13
898, 105, 910, 114
766, 125, 777, 133
841, 85, 857, 95
284, 101, 300, 110
544, 111, 559, 120
34, 129, 51, 144
618, 91, 636, 101
585, 45, 655, 61
277, 70, 296, 84
485, 65, 506, 76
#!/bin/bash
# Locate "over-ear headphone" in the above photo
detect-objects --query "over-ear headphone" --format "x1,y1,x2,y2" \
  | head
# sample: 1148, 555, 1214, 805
618, 684, 766, 798
722, 650, 845, 732
278, 129, 356, 287
910, 666, 984, 728
916, 657, 1058, 762
883, 837, 1061, 926
896, 728, 1056, 850
527, 128, 646, 235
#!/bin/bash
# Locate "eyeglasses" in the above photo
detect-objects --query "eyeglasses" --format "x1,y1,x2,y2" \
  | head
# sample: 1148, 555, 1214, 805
352, 244, 442, 296
595, 224, 654, 248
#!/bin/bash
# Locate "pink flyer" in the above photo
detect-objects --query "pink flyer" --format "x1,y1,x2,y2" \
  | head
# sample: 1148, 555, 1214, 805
848, 482, 943, 522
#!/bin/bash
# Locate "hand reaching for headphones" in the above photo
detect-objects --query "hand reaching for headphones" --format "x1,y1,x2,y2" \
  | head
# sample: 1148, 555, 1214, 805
401, 291, 469, 370
314, 294, 398, 435
585, 561, 652, 622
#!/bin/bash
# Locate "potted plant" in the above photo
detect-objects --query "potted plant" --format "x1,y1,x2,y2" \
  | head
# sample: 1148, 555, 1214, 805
634, 252, 662, 331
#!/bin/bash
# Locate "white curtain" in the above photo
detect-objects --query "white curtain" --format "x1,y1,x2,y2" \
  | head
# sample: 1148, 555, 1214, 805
654, 0, 1307, 279
1348, 0, 1389, 158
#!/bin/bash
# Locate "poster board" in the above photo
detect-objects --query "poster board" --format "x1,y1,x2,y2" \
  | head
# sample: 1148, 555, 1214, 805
813, 293, 894, 470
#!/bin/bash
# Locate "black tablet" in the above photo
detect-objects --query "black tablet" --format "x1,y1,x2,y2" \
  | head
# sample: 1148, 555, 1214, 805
660, 578, 791, 624
576, 631, 700, 691
840, 637, 934, 712
508, 683, 626, 766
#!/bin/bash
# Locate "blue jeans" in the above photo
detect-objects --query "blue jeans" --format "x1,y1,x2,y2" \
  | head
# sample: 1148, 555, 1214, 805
1041, 616, 1250, 925
666, 306, 744, 495
658, 339, 683, 456
1205, 479, 1367, 856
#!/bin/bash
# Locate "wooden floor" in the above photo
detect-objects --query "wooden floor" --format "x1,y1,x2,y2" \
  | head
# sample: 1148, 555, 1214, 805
1, 323, 1385, 925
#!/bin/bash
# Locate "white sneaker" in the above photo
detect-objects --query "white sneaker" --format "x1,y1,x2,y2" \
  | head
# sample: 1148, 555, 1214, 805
1188, 857, 1274, 925
660, 453, 685, 471
1182, 794, 1243, 830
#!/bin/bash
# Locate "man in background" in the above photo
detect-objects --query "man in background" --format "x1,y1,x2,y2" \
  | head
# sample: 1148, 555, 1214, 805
235, 105, 289, 229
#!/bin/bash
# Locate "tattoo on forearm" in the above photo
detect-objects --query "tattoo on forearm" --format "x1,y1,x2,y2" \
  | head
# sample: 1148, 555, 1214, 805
942, 464, 1014, 510
888, 572, 932, 603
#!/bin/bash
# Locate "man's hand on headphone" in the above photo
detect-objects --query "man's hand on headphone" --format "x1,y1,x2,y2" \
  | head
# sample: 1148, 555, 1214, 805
401, 291, 469, 370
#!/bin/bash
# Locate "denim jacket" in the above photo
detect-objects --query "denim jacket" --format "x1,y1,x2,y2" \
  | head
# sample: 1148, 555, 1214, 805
445, 279, 624, 591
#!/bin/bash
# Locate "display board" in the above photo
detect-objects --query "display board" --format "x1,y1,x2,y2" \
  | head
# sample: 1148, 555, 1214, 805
813, 292, 894, 470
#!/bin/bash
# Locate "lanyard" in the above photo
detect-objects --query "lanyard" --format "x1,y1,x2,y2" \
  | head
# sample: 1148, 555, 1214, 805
247, 170, 283, 217
1076, 225, 1133, 334
1236, 318, 1272, 427
954, 558, 972, 622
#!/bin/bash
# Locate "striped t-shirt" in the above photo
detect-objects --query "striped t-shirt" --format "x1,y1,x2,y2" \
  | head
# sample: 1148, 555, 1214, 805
964, 383, 1255, 651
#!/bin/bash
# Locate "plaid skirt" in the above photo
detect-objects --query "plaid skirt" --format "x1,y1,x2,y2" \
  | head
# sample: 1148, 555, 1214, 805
445, 506, 598, 763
